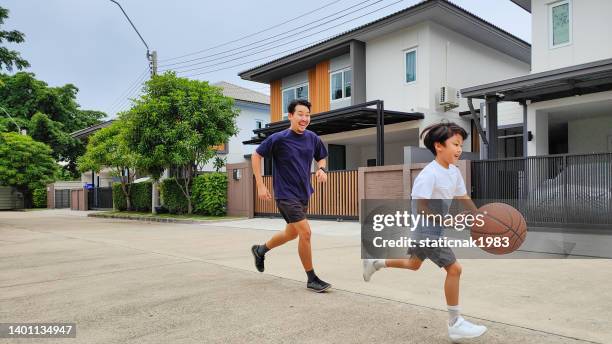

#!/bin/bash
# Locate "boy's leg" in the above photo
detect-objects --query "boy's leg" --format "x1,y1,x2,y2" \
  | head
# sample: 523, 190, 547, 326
385, 257, 423, 270
363, 254, 423, 282
444, 261, 487, 339
443, 262, 462, 306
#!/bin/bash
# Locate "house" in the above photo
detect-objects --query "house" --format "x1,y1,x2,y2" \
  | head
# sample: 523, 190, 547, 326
240, 0, 531, 172
460, 0, 612, 227
462, 0, 612, 159
200, 81, 270, 172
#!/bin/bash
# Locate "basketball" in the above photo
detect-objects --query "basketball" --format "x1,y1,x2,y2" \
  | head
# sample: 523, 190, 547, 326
470, 202, 527, 255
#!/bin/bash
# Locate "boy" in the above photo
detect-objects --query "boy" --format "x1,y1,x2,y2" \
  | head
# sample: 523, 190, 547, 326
250, 99, 331, 292
362, 122, 487, 341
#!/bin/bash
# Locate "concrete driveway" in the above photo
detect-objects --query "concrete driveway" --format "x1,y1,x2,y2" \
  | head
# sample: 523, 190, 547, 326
0, 210, 609, 343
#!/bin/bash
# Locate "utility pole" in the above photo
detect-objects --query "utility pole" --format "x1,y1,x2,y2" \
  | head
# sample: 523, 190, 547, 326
148, 50, 158, 77
109, 0, 161, 213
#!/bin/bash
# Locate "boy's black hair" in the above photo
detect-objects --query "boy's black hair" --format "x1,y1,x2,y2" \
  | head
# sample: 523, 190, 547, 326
288, 99, 311, 114
420, 122, 468, 156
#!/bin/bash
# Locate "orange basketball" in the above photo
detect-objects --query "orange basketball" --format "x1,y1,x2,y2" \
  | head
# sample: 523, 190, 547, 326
470, 202, 527, 255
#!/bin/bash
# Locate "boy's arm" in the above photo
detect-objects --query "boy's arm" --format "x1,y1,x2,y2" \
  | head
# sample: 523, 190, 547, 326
455, 194, 479, 214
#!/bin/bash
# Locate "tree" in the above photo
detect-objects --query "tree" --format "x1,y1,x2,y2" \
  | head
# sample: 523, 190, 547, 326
0, 72, 106, 177
123, 72, 239, 214
78, 121, 138, 210
0, 6, 29, 72
0, 132, 57, 207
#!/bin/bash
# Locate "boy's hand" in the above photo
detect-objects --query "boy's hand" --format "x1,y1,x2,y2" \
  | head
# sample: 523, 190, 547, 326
257, 183, 272, 200
315, 169, 327, 183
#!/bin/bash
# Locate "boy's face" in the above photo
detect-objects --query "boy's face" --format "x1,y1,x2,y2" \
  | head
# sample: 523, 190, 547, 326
288, 104, 311, 133
435, 133, 463, 165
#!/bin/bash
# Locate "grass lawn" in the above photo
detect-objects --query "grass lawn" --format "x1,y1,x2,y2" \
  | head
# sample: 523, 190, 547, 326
96, 210, 244, 221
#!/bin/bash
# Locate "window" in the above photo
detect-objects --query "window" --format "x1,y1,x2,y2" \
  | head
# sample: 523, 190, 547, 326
405, 48, 417, 83
550, 0, 571, 47
282, 84, 309, 119
330, 68, 352, 101
255, 119, 263, 130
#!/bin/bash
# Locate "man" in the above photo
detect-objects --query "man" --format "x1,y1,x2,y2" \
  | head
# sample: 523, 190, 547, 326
250, 99, 331, 292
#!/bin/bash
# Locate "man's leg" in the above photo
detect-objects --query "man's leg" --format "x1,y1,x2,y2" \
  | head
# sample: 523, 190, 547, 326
291, 218, 331, 292
265, 223, 298, 250
291, 219, 313, 271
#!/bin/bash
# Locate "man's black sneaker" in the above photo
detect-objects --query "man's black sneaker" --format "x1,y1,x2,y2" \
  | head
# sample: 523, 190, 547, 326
307, 278, 331, 293
251, 245, 265, 272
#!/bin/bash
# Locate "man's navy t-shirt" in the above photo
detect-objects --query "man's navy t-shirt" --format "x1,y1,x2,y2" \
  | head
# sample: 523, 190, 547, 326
256, 128, 328, 201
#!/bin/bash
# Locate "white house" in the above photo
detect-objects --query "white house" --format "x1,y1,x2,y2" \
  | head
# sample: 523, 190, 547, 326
200, 81, 270, 172
462, 0, 612, 158
239, 0, 531, 170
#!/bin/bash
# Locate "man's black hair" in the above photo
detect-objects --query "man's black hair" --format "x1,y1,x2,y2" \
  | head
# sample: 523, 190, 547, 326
288, 99, 311, 114
420, 122, 468, 156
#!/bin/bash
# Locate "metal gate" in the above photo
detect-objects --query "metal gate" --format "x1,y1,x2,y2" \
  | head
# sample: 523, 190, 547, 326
87, 187, 113, 209
471, 152, 612, 227
54, 189, 71, 208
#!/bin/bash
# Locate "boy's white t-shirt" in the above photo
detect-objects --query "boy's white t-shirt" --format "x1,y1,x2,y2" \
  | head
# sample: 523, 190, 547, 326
411, 160, 467, 199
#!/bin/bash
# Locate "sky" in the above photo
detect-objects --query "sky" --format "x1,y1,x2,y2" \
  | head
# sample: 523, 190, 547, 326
2, 0, 530, 120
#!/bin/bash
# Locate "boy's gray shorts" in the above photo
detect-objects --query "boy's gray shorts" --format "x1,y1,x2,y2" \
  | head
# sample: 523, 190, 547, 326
408, 243, 457, 268
408, 231, 457, 268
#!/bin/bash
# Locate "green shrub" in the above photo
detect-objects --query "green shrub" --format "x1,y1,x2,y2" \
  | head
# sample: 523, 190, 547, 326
161, 178, 189, 214
192, 173, 227, 216
112, 181, 152, 211
112, 183, 128, 211
32, 187, 47, 208
131, 182, 152, 211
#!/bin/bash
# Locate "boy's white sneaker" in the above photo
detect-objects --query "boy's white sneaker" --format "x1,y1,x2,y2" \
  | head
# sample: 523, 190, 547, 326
362, 259, 380, 282
448, 316, 487, 342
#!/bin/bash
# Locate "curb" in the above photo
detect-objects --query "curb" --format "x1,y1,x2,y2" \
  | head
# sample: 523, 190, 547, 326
87, 213, 230, 224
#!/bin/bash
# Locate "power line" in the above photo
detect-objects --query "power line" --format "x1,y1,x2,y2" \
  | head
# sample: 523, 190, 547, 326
108, 69, 148, 114
108, 68, 149, 112
158, 0, 379, 69
177, 0, 406, 78
159, 0, 344, 63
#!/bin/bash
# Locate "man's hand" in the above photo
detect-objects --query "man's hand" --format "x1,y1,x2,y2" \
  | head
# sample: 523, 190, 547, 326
257, 183, 272, 200
315, 169, 327, 183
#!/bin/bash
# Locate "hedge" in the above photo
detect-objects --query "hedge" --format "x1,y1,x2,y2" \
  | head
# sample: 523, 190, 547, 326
160, 178, 190, 214
192, 173, 227, 216
32, 188, 47, 208
112, 181, 152, 211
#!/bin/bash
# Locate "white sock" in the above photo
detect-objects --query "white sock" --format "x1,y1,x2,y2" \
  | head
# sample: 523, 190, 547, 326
447, 305, 461, 326
373, 259, 386, 270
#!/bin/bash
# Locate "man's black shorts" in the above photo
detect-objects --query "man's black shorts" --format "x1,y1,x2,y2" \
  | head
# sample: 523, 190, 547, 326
276, 199, 309, 224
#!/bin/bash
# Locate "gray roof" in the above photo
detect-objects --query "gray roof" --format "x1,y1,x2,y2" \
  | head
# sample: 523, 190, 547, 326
460, 58, 612, 102
70, 120, 115, 140
213, 81, 269, 105
239, 0, 531, 83
510, 0, 530, 12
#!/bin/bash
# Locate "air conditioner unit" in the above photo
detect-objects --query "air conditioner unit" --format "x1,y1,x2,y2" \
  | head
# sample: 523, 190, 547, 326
439, 86, 460, 111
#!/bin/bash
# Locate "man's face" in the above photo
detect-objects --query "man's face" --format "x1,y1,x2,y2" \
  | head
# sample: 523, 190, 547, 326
435, 133, 464, 165
288, 104, 311, 133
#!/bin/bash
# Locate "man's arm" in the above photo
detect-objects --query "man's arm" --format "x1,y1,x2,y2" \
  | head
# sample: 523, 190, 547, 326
252, 152, 272, 200
315, 158, 327, 183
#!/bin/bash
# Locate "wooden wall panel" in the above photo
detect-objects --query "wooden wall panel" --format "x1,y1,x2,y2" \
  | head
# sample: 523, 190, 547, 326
270, 79, 282, 122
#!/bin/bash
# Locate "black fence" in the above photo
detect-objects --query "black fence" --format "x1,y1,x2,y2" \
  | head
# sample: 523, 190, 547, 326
471, 152, 612, 227
88, 187, 113, 209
